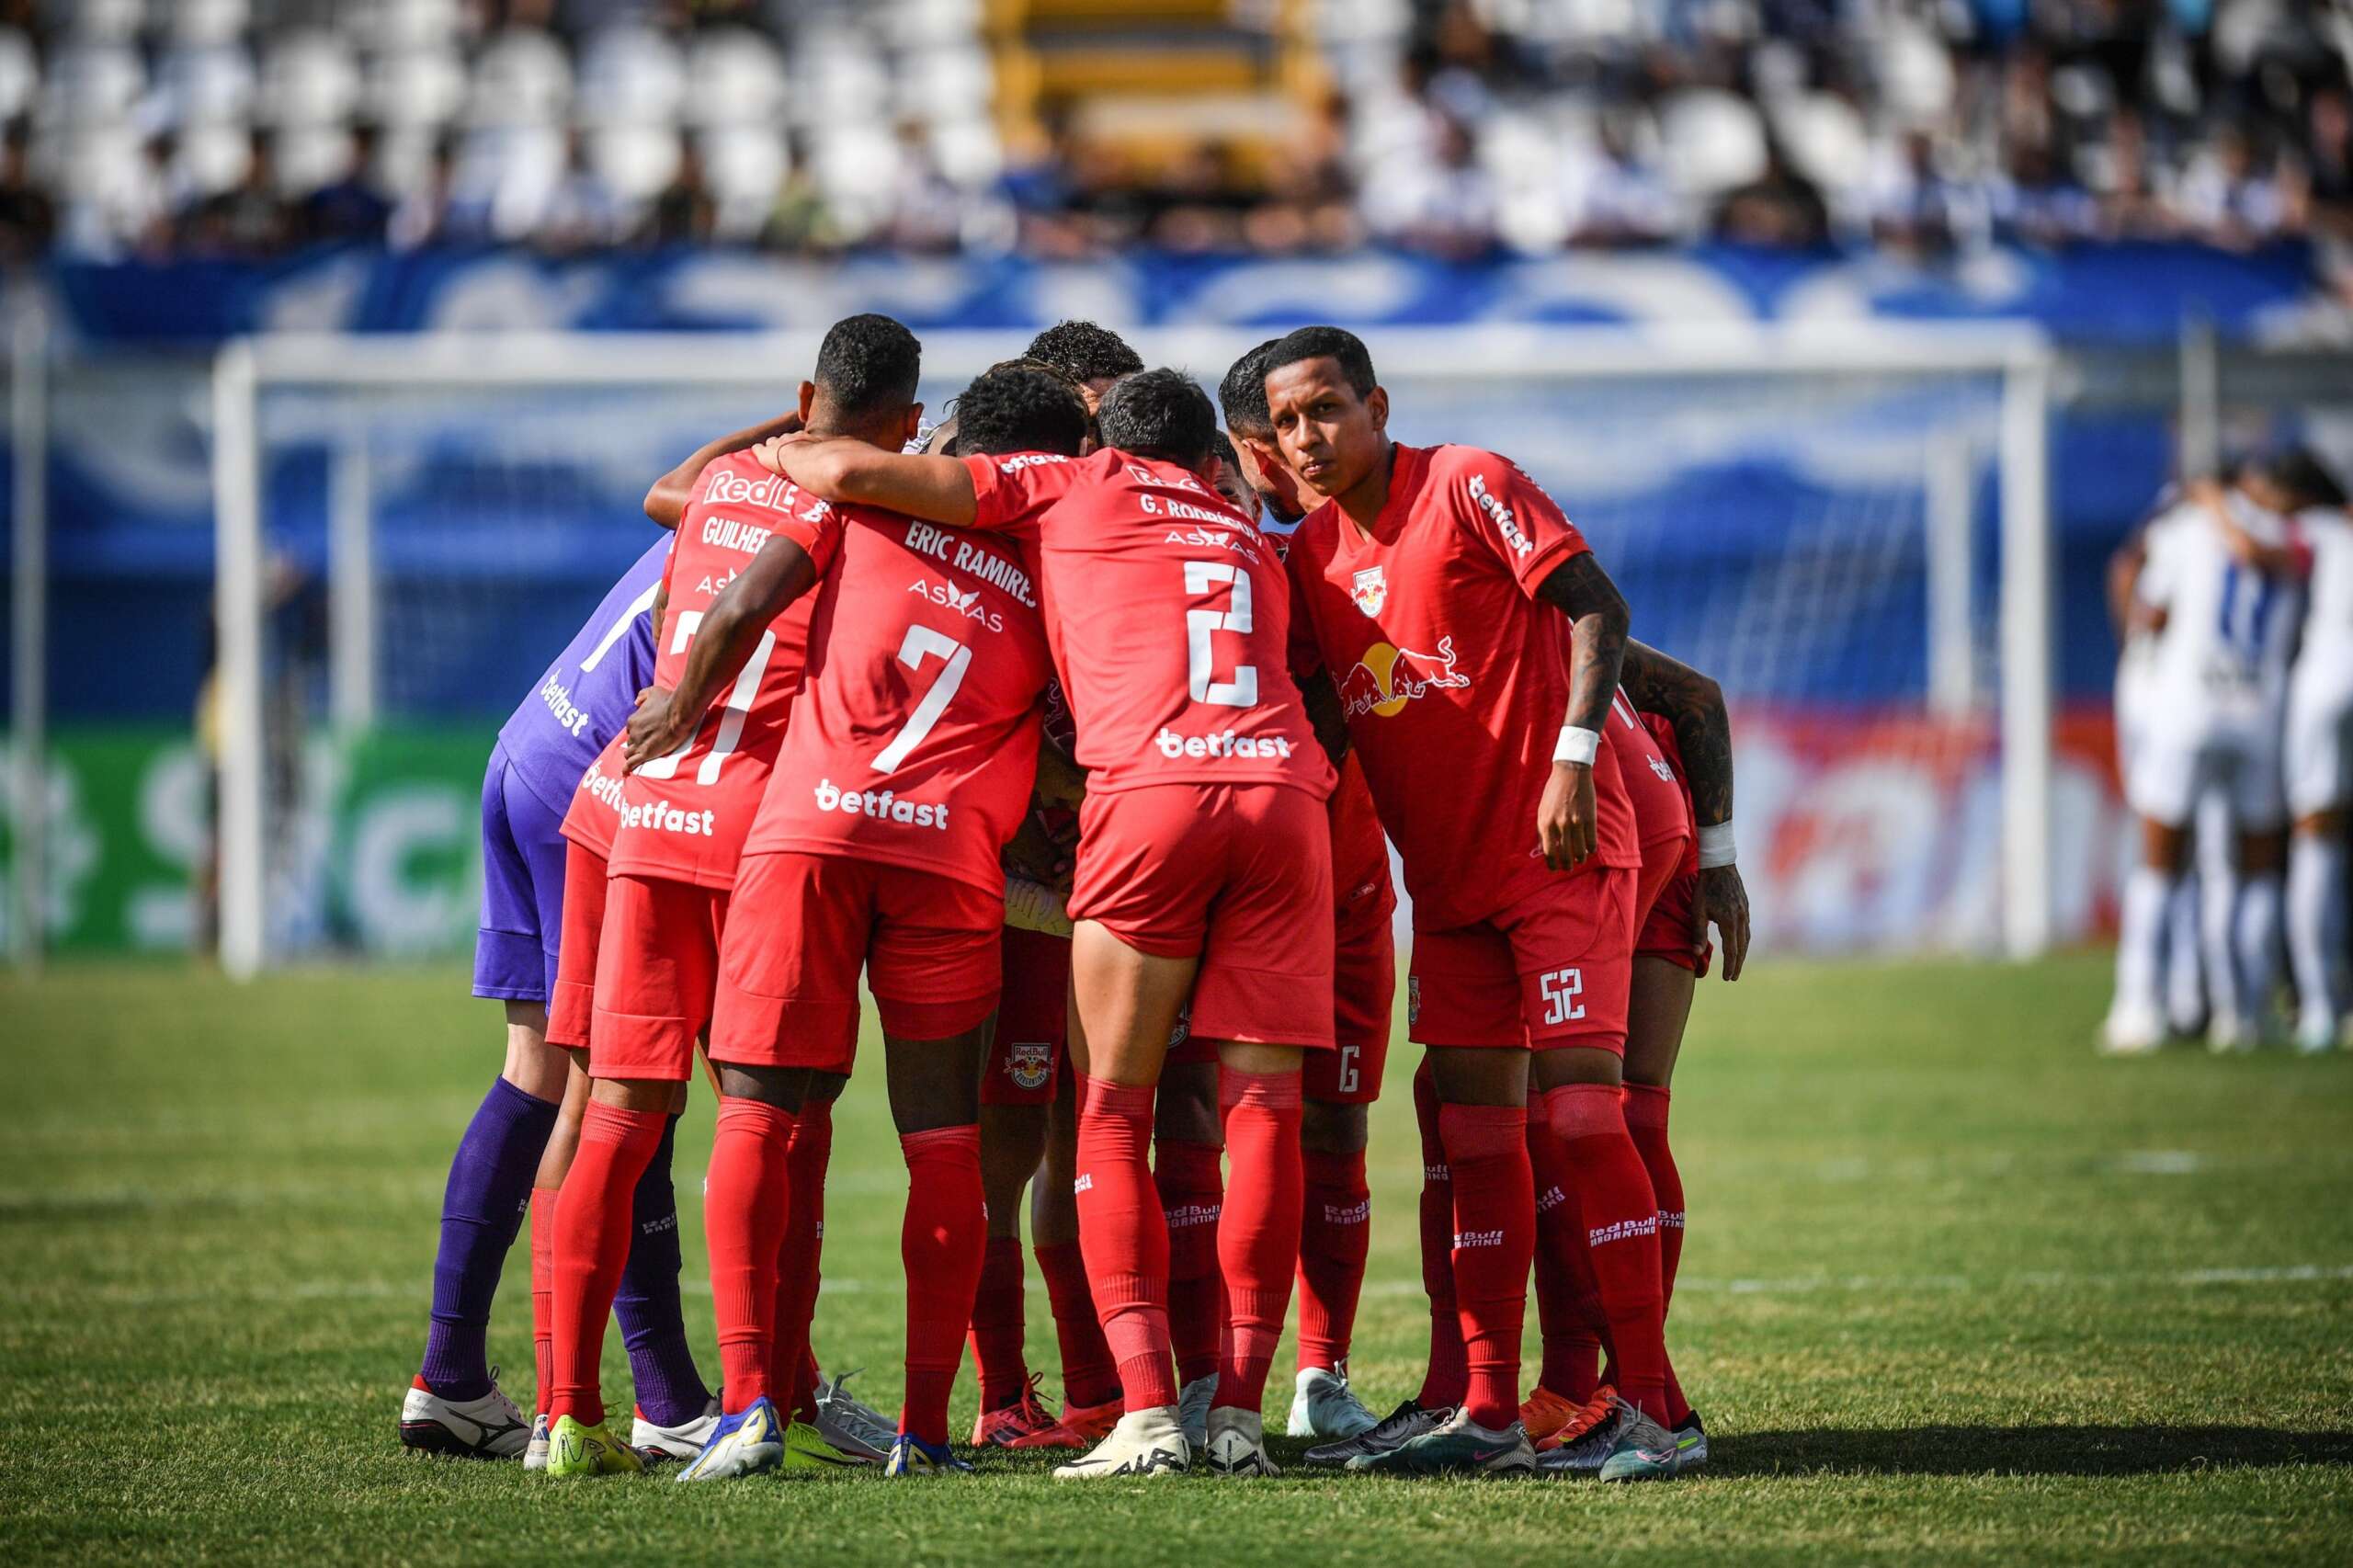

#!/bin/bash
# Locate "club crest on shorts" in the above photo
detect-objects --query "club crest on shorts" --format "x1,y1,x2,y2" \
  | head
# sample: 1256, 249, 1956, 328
1006, 1040, 1052, 1092
1351, 565, 1388, 617
1407, 974, 1421, 1026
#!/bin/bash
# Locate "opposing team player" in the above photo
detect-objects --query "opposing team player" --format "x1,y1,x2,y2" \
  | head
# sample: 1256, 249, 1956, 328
1217, 352, 1392, 1440
631, 364, 1090, 1480
400, 531, 719, 1466
1268, 325, 1686, 1481
758, 368, 1338, 1479
2107, 468, 2306, 1052
539, 315, 922, 1478
2273, 452, 2351, 1052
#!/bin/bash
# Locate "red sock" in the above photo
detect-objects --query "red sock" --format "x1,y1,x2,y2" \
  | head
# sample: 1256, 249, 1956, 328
1215, 1069, 1302, 1413
1624, 1083, 1690, 1424
529, 1187, 559, 1417
1074, 1078, 1176, 1411
548, 1101, 665, 1426
1527, 1108, 1604, 1401
899, 1125, 985, 1445
1154, 1136, 1223, 1387
1035, 1239, 1119, 1408
1438, 1101, 1535, 1430
774, 1099, 832, 1421
1542, 1084, 1669, 1423
969, 1234, 1029, 1408
1413, 1066, 1467, 1408
706, 1096, 795, 1412
1297, 1145, 1370, 1372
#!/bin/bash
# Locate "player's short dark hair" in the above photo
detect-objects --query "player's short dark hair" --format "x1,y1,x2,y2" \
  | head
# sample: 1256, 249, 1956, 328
1209, 428, 1242, 475
1264, 325, 1376, 398
1217, 338, 1282, 437
1097, 368, 1217, 470
2262, 447, 2348, 509
1022, 320, 1144, 385
949, 366, 1091, 459
813, 312, 922, 420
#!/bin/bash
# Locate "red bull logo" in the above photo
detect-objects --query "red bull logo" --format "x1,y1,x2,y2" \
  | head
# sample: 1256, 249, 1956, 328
1336, 637, 1471, 721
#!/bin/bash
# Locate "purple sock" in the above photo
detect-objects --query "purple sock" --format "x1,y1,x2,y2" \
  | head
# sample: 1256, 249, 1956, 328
420, 1076, 557, 1399
615, 1113, 712, 1426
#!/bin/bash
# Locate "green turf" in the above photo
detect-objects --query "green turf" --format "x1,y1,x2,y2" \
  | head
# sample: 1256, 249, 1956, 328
5, 951, 2349, 1563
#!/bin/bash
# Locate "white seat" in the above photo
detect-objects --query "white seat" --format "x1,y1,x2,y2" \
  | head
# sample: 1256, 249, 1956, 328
881, 0, 984, 49
0, 28, 40, 122
174, 123, 254, 199
1658, 87, 1768, 198
171, 0, 250, 49
371, 0, 468, 56
155, 44, 258, 127
275, 124, 357, 198
1772, 91, 1870, 200
465, 28, 574, 127
801, 38, 890, 129
63, 0, 143, 46
699, 124, 787, 239
591, 123, 682, 203
369, 50, 468, 129
41, 43, 146, 128
894, 46, 994, 122
260, 32, 363, 128
680, 28, 787, 126
811, 126, 899, 238
577, 27, 687, 125
927, 117, 1001, 187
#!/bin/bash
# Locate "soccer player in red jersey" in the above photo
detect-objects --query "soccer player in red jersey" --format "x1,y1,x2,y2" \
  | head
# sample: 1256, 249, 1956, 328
1268, 324, 1683, 1480
538, 315, 920, 1480
759, 369, 1337, 1479
631, 365, 1092, 1479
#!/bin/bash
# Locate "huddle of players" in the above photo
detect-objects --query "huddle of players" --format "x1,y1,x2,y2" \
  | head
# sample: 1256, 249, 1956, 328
398, 315, 1753, 1484
2103, 449, 2353, 1057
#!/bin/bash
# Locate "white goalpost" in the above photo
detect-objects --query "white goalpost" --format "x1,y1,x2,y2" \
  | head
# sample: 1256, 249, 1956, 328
205, 322, 2055, 979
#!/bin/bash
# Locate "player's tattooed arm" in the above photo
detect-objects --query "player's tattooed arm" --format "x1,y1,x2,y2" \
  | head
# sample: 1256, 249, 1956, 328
1298, 669, 1351, 765
757, 436, 980, 528
643, 411, 804, 528
621, 535, 818, 771
1619, 640, 1733, 829
1532, 551, 1631, 869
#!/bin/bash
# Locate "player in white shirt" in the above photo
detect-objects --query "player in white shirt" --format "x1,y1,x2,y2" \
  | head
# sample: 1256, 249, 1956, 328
2106, 469, 2306, 1051
2275, 452, 2353, 1051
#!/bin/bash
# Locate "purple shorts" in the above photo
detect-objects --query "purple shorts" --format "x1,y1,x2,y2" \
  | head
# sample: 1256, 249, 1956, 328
472, 744, 571, 1004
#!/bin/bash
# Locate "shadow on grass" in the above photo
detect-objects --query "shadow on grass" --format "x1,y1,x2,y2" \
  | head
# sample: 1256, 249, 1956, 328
1722, 1426, 2353, 1477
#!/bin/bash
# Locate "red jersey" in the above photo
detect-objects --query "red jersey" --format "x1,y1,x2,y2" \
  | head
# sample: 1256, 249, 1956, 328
742, 506, 1052, 895
961, 448, 1333, 801
561, 733, 626, 858
606, 450, 835, 889
1611, 689, 1690, 847
1286, 442, 1637, 930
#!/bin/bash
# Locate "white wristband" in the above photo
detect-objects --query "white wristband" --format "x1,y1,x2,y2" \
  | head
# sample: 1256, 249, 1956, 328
1553, 725, 1600, 767
1697, 821, 1736, 869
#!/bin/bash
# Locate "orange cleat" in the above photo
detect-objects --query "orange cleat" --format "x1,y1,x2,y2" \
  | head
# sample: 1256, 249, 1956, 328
1518, 1385, 1581, 1447
1005, 1393, 1125, 1449
1533, 1385, 1620, 1454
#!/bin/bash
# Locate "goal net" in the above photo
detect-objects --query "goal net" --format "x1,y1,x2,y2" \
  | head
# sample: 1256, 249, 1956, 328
211, 325, 2054, 974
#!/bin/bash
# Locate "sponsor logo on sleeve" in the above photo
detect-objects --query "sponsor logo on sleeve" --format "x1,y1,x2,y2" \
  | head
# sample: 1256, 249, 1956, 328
1467, 473, 1531, 557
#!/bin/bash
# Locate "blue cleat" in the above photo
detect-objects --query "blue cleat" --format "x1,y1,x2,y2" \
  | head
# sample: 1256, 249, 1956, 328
676, 1396, 787, 1483
884, 1433, 974, 1476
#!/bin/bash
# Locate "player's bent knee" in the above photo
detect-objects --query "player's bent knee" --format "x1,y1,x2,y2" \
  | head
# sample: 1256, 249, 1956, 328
884, 1028, 987, 1134
1301, 1096, 1370, 1153
499, 1006, 565, 1101
1427, 1043, 1529, 1107
1156, 1060, 1222, 1144
1533, 1043, 1625, 1090
711, 1061, 807, 1109
589, 1074, 676, 1113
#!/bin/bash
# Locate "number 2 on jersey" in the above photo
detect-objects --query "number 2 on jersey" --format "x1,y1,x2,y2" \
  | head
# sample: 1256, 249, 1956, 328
1184, 561, 1258, 708
871, 623, 972, 773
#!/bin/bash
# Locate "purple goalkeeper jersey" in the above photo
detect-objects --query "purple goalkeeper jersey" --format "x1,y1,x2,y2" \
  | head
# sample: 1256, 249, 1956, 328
494, 533, 673, 815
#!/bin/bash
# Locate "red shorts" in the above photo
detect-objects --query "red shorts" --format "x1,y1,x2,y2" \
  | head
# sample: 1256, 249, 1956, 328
589, 874, 728, 1082
1071, 782, 1334, 1051
547, 840, 608, 1050
983, 924, 1073, 1107
1636, 833, 1711, 977
1407, 865, 1638, 1052
1303, 896, 1395, 1105
712, 850, 1001, 1075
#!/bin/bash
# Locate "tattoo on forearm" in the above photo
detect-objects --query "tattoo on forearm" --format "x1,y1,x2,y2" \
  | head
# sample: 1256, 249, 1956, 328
1620, 639, 1734, 827
1536, 552, 1630, 739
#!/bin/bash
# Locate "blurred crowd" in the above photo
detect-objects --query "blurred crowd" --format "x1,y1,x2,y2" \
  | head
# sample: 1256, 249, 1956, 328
5, 0, 2352, 274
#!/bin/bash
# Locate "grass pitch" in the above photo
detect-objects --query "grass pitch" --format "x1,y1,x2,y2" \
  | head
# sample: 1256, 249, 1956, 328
5, 951, 2349, 1563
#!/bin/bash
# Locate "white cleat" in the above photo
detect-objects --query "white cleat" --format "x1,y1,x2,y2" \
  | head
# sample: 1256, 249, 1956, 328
813, 1369, 896, 1463
522, 1413, 550, 1471
1288, 1363, 1379, 1439
1052, 1405, 1190, 1479
399, 1377, 530, 1460
2098, 1004, 2166, 1056
1176, 1374, 1216, 1453
675, 1397, 786, 1483
1203, 1406, 1279, 1476
2294, 1012, 2344, 1055
633, 1397, 722, 1463
2207, 1011, 2260, 1054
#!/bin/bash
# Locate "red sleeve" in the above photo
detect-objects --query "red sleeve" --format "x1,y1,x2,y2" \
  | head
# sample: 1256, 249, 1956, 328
1443, 447, 1590, 597
961, 451, 1082, 532
773, 491, 844, 577
1285, 541, 1326, 679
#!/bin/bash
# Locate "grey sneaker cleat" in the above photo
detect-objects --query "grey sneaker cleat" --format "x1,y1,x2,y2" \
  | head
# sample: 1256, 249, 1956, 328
812, 1369, 893, 1463
1304, 1397, 1450, 1467
1345, 1408, 1535, 1476
1597, 1396, 1700, 1482
1176, 1374, 1216, 1453
1288, 1362, 1379, 1439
